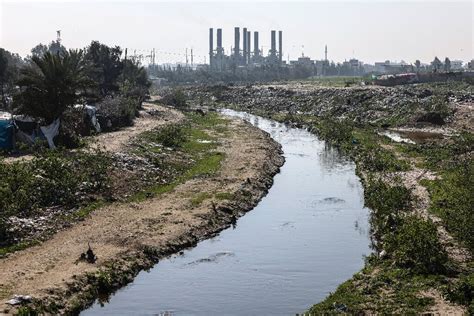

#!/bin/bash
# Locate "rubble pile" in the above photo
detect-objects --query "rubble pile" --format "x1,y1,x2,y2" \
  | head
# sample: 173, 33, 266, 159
187, 83, 473, 126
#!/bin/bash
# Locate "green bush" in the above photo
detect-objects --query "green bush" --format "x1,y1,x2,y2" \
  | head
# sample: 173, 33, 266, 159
96, 96, 138, 131
386, 215, 448, 274
359, 145, 410, 172
315, 118, 354, 144
161, 89, 187, 108
154, 124, 186, 148
0, 216, 10, 246
0, 150, 110, 218
445, 273, 474, 313
57, 106, 90, 148
425, 160, 474, 253
364, 179, 411, 239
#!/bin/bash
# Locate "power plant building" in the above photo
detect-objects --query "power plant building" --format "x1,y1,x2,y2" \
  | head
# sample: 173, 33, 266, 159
209, 27, 284, 71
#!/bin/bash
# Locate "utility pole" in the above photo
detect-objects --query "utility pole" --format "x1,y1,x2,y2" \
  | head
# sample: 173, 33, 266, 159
191, 48, 194, 68
186, 48, 189, 68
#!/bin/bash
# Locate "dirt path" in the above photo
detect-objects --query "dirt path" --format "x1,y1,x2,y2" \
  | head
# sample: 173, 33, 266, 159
90, 102, 184, 152
0, 111, 284, 315
3, 102, 182, 163
379, 144, 469, 315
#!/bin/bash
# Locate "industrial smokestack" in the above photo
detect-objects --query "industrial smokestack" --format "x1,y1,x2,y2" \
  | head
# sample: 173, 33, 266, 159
254, 31, 259, 57
243, 28, 247, 64
271, 30, 276, 56
234, 27, 240, 58
209, 28, 213, 66
278, 30, 283, 64
217, 28, 222, 49
247, 31, 251, 62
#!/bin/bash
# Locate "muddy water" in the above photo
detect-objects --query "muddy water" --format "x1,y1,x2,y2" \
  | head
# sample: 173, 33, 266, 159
83, 110, 371, 316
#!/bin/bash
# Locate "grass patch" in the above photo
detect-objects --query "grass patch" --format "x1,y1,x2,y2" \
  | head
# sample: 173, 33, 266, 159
128, 183, 177, 203
128, 112, 228, 203
0, 240, 40, 258
72, 200, 108, 220
422, 160, 474, 253
190, 192, 211, 207
184, 152, 224, 179
307, 257, 442, 314
215, 192, 234, 200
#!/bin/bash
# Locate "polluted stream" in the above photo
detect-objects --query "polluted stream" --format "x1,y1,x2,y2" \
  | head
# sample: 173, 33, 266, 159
83, 110, 372, 315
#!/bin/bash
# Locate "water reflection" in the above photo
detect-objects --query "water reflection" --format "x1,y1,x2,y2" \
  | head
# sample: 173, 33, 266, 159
319, 143, 352, 173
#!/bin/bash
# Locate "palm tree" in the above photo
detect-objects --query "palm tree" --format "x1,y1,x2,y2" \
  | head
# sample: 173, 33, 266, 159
431, 57, 442, 73
120, 59, 151, 103
415, 60, 421, 73
15, 50, 91, 124
444, 57, 451, 72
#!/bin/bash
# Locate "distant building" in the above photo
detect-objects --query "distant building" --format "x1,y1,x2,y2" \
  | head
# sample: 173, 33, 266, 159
451, 60, 463, 70
374, 60, 411, 74
363, 63, 376, 73
468, 60, 474, 70
290, 56, 314, 67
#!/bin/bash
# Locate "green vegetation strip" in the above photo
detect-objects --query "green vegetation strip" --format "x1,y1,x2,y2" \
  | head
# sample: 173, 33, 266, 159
128, 112, 228, 203
262, 111, 473, 314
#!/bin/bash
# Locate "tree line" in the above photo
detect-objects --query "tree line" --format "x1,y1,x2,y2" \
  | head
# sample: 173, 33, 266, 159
0, 39, 150, 128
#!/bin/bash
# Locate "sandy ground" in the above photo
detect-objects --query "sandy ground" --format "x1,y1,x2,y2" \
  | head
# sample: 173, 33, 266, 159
0, 106, 283, 314
90, 102, 184, 152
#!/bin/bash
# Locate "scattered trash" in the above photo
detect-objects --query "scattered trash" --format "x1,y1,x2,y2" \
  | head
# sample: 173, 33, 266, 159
332, 302, 348, 312
76, 243, 97, 264
6, 295, 32, 306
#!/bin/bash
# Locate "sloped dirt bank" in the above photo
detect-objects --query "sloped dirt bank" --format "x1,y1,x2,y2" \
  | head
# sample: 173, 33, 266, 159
0, 114, 284, 315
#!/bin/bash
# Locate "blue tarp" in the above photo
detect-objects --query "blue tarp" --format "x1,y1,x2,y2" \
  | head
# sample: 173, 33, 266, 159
0, 119, 14, 150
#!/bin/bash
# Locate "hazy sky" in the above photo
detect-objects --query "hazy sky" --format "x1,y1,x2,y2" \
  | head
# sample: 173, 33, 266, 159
1, 0, 473, 65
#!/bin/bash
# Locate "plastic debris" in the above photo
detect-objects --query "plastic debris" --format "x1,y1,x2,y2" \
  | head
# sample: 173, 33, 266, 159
6, 295, 32, 306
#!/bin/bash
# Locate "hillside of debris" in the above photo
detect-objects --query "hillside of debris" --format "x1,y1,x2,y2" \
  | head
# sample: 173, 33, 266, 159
185, 81, 473, 131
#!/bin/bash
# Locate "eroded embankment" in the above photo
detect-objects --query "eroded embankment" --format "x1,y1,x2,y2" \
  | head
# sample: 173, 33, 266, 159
0, 111, 284, 315
183, 82, 473, 314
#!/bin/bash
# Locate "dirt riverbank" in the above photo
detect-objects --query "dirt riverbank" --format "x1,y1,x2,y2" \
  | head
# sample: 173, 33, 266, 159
0, 107, 284, 315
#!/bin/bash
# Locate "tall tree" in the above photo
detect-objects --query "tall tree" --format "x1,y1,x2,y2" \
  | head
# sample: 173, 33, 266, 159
120, 59, 151, 103
415, 60, 421, 73
84, 41, 123, 97
444, 57, 451, 72
431, 57, 442, 73
0, 48, 24, 109
0, 50, 9, 108
30, 41, 66, 58
14, 50, 91, 124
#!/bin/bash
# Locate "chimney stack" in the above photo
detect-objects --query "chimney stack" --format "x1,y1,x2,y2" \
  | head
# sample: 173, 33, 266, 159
271, 30, 276, 56
278, 30, 283, 64
234, 27, 240, 59
243, 28, 247, 64
217, 28, 222, 50
254, 31, 259, 57
247, 31, 251, 62
209, 28, 213, 66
